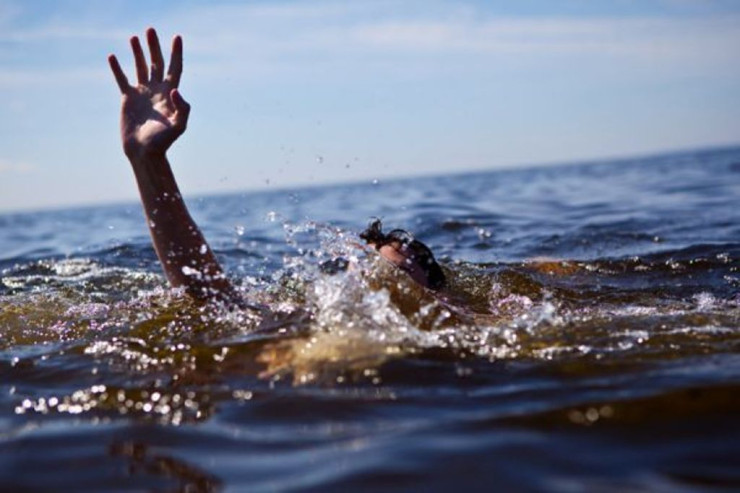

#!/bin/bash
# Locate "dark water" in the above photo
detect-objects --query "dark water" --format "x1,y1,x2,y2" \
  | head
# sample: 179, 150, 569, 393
2, 147, 740, 492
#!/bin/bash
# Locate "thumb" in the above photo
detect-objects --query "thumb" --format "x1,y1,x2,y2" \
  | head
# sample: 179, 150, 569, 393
170, 88, 191, 129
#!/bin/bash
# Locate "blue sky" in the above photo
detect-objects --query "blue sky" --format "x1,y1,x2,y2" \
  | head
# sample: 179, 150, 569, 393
1, 0, 739, 212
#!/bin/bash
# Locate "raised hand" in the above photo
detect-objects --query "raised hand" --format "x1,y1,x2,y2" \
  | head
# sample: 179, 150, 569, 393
108, 28, 189, 159
107, 29, 239, 304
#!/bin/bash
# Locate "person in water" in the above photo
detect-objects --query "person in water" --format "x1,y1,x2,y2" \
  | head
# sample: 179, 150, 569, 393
108, 28, 445, 304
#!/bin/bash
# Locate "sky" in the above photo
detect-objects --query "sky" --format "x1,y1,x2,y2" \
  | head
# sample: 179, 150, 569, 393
1, 0, 739, 212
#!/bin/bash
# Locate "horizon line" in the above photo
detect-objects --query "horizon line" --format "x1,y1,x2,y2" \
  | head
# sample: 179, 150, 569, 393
2, 141, 738, 216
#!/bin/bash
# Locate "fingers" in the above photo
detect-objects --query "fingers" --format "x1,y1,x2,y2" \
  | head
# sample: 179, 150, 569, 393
166, 35, 183, 88
146, 27, 165, 83
107, 54, 130, 94
130, 35, 148, 84
170, 89, 191, 131
126, 29, 181, 87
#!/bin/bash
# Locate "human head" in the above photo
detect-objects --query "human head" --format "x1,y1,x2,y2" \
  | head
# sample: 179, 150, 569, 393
360, 219, 446, 290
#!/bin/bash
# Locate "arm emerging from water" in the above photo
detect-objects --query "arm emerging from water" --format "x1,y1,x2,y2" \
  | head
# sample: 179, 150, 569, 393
108, 28, 235, 302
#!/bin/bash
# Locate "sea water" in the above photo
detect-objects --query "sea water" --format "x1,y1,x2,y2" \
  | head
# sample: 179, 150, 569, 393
1, 147, 739, 491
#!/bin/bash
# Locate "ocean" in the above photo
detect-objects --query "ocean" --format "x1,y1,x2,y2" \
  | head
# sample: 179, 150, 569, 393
1, 147, 739, 491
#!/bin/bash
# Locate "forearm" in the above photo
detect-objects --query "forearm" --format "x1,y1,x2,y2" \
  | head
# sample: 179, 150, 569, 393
129, 152, 234, 301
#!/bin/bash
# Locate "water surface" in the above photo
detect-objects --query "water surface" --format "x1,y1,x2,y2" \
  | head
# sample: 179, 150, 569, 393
2, 147, 740, 491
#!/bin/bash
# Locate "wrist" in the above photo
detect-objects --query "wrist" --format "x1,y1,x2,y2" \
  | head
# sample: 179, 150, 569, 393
125, 147, 169, 170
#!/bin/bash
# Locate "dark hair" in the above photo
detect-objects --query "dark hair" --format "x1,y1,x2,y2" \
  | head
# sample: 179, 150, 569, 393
359, 218, 387, 245
360, 219, 446, 290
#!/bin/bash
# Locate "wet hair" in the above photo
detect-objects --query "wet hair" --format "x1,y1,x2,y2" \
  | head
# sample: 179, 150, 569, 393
360, 219, 446, 291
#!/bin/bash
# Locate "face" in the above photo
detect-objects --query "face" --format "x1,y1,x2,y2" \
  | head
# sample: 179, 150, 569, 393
377, 241, 431, 288
361, 221, 446, 290
377, 241, 408, 266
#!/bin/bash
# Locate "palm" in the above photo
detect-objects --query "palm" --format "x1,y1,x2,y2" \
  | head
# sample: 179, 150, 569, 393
109, 29, 189, 157
123, 85, 177, 153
